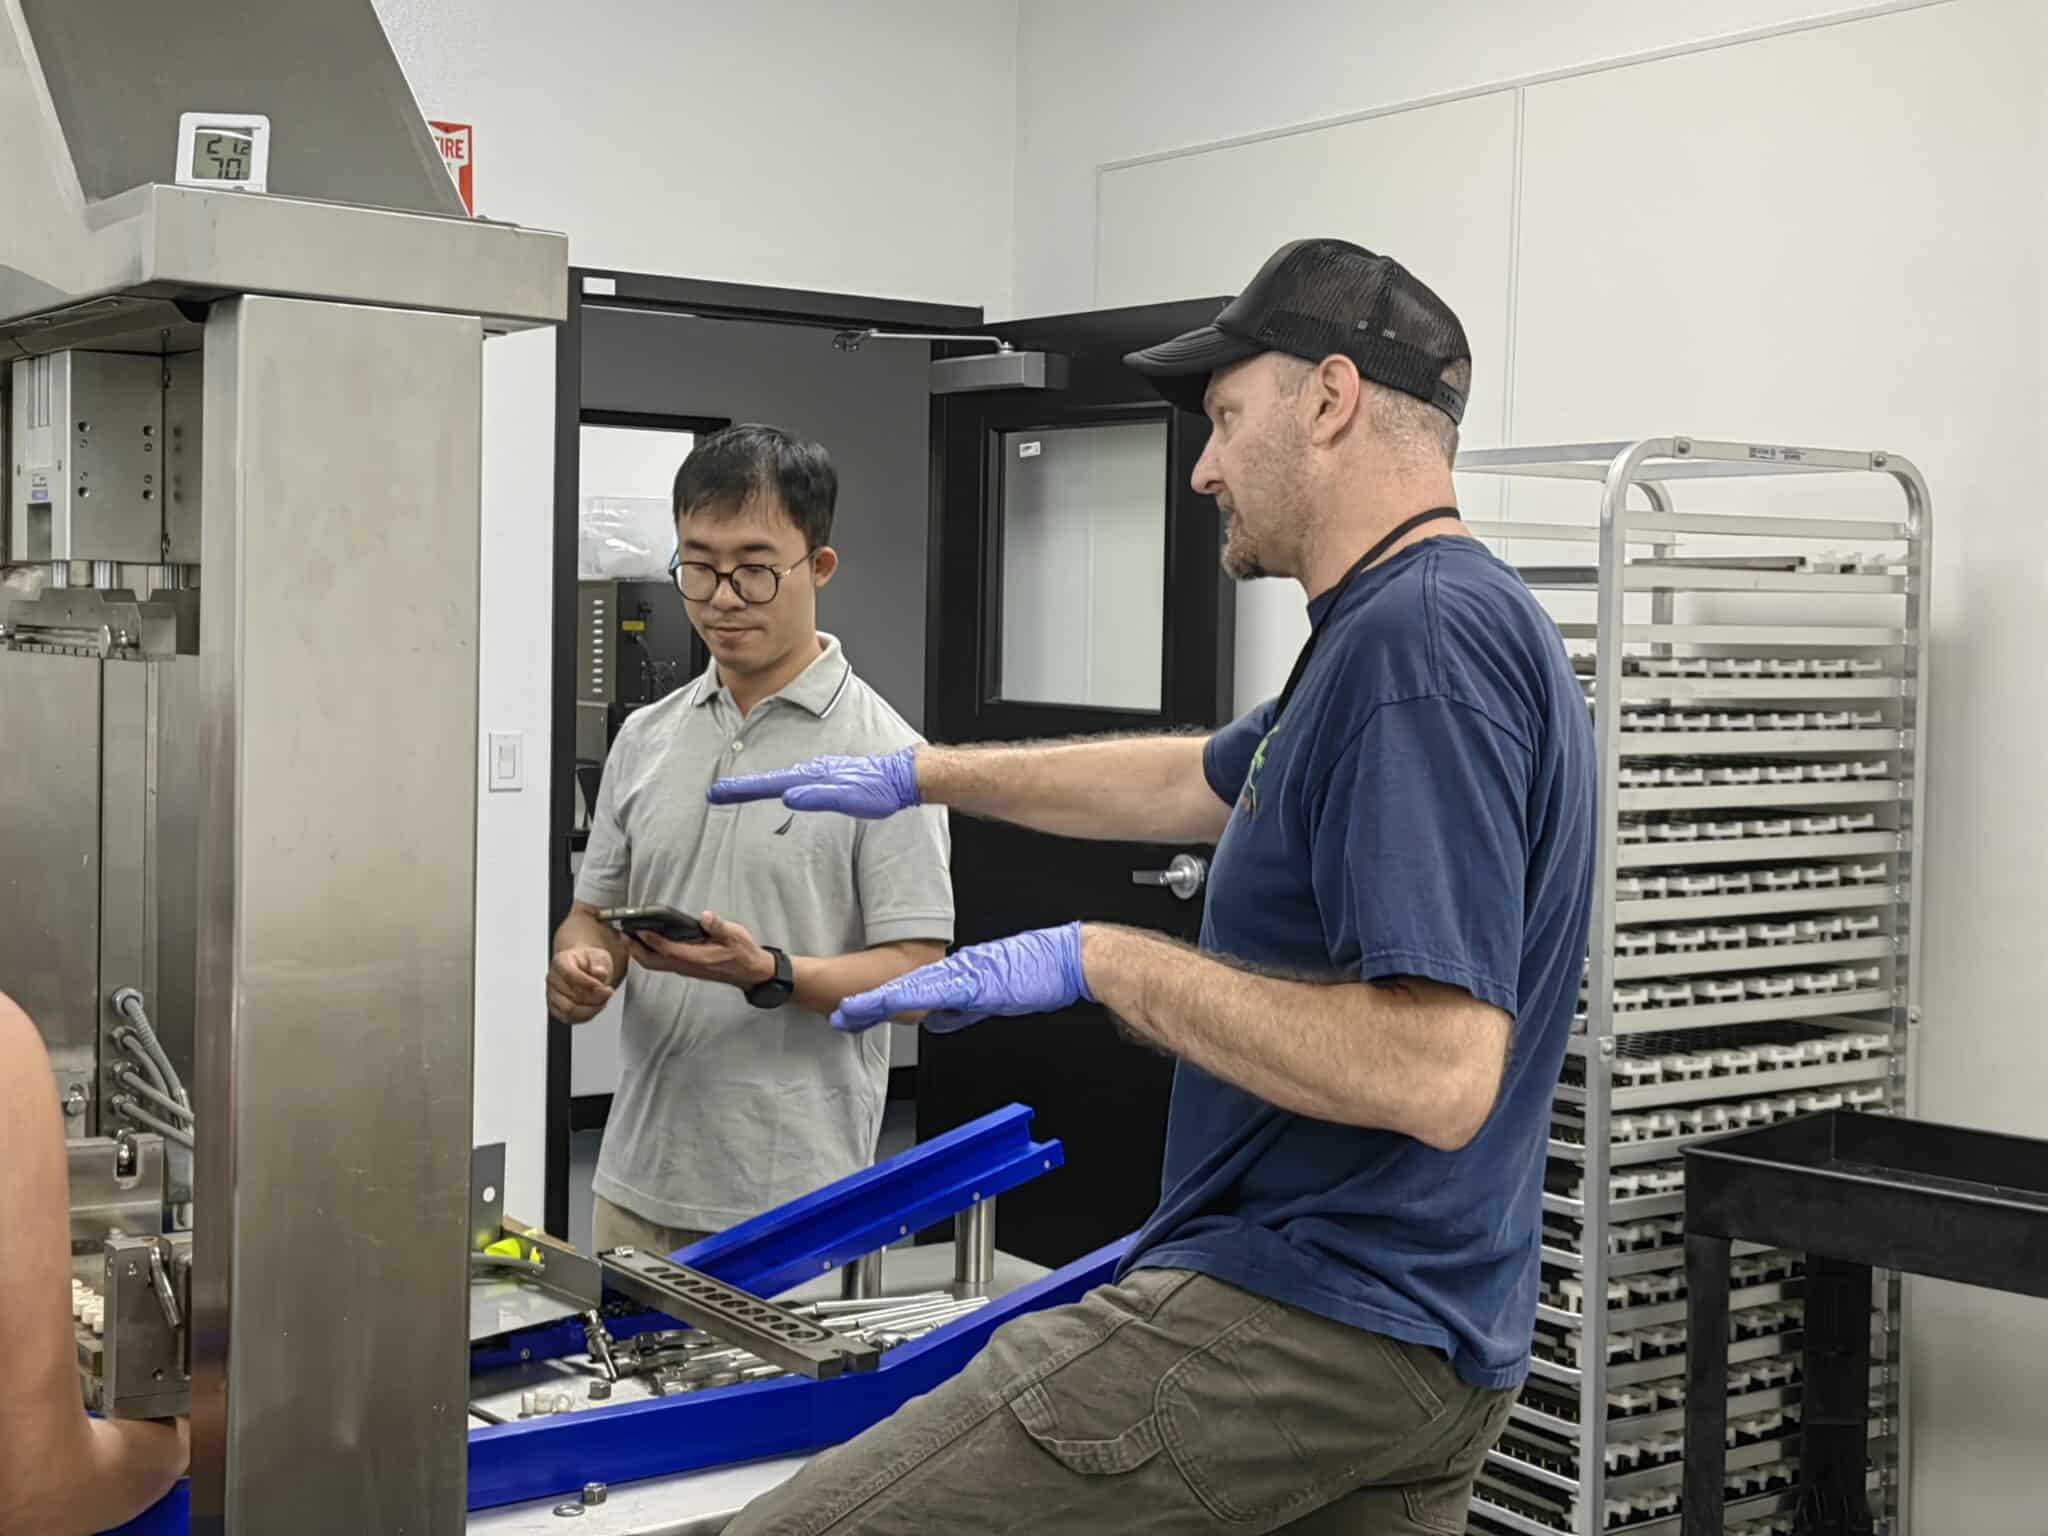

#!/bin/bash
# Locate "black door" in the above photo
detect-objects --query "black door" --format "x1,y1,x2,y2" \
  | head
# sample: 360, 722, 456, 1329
919, 300, 1236, 1267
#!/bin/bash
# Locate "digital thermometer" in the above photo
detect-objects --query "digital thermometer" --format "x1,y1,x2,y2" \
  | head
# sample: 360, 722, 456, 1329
175, 112, 271, 193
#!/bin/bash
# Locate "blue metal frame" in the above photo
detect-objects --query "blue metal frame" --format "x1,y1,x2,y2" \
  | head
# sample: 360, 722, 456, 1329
106, 1106, 1076, 1532
468, 1238, 1128, 1511
667, 1101, 1062, 1297
106, 1243, 1128, 1531
103, 1483, 185, 1535
471, 1103, 1062, 1374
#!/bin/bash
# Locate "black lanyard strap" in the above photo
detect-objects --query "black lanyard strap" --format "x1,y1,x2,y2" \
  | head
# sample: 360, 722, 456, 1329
1270, 506, 1462, 725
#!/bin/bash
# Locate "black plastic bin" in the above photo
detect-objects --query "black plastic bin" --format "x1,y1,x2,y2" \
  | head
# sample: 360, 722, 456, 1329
1681, 1110, 2048, 1534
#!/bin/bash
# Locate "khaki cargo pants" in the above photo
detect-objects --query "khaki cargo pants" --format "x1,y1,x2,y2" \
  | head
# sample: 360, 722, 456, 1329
723, 1267, 1515, 1535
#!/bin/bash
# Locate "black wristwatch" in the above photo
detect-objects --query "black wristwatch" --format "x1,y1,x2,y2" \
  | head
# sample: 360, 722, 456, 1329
745, 946, 794, 1009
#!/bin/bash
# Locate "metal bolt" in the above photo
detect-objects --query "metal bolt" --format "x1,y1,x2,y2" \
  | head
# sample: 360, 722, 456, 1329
582, 1483, 608, 1506
62, 1085, 87, 1119
1673, 437, 1693, 454
1873, 452, 1889, 467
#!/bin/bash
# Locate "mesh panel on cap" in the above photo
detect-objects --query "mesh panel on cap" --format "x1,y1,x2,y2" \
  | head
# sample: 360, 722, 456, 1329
1123, 237, 1473, 422
1251, 244, 1470, 423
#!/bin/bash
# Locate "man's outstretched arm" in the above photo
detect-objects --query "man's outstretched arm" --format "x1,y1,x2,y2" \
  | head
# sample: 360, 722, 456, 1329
710, 735, 1234, 846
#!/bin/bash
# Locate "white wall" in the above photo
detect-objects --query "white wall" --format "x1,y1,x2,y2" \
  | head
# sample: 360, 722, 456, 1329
1012, 0, 1950, 318
373, 0, 1020, 1224
1015, 0, 2047, 1527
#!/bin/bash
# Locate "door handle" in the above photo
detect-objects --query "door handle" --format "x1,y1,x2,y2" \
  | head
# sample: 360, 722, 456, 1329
1131, 853, 1207, 901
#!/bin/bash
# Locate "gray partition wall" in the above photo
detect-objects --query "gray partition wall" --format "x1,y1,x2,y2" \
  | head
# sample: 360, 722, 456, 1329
580, 308, 934, 730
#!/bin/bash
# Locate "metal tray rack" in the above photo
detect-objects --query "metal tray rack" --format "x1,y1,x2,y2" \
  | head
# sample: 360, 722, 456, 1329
1453, 439, 1929, 1535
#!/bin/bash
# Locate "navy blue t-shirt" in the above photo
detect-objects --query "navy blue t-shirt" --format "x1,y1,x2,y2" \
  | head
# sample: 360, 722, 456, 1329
1118, 534, 1594, 1389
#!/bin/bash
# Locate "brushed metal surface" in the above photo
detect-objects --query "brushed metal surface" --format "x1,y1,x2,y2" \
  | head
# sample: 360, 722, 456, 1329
148, 657, 202, 1101
163, 352, 203, 564
20, 0, 464, 214
97, 658, 149, 1121
0, 648, 103, 1092
192, 296, 479, 1532
60, 350, 163, 562
2, 184, 567, 350
7, 350, 165, 563
101, 1230, 191, 1420
67, 1133, 165, 1252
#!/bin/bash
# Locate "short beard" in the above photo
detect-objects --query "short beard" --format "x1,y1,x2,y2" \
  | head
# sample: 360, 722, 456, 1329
1217, 409, 1308, 582
1220, 513, 1267, 581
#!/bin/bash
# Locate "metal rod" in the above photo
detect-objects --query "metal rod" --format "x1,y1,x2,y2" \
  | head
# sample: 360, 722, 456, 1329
839, 1249, 885, 1301
819, 1300, 969, 1333
837, 1300, 986, 1338
844, 1301, 987, 1341
954, 1197, 995, 1289
803, 1292, 949, 1317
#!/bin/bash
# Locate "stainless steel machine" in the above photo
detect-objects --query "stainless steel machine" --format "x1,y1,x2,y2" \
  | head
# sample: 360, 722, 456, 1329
1, 1, 565, 1529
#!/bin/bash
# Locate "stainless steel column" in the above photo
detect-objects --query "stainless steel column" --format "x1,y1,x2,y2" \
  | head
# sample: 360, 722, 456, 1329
840, 1250, 886, 1301
954, 1199, 995, 1290
192, 296, 481, 1533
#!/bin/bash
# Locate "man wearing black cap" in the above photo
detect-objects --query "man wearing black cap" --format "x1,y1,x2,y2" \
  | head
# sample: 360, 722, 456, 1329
718, 239, 1595, 1534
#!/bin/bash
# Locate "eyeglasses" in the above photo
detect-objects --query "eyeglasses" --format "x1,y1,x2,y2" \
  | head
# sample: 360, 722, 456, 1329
669, 549, 818, 605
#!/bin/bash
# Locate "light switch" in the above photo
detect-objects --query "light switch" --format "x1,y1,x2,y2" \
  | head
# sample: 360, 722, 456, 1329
488, 730, 524, 793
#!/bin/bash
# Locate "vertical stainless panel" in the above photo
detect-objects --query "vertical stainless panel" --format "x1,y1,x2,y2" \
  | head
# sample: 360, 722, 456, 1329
192, 296, 479, 1533
149, 657, 202, 1094
1, 359, 10, 564
9, 354, 57, 560
98, 660, 150, 1118
163, 353, 204, 565
0, 650, 104, 1098
7, 352, 165, 563
65, 351, 165, 563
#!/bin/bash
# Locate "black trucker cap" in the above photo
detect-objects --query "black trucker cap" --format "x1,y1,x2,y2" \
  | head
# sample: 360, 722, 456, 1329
1124, 238, 1470, 423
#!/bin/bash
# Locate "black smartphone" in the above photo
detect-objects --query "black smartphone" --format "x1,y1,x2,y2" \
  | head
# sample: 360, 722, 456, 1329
598, 904, 707, 945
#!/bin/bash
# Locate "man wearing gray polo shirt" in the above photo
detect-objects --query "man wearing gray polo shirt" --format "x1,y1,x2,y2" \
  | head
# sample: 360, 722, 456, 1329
546, 425, 954, 1254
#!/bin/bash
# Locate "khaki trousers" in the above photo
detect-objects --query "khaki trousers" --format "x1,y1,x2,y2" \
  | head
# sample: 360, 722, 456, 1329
590, 1193, 714, 1258
723, 1267, 1516, 1535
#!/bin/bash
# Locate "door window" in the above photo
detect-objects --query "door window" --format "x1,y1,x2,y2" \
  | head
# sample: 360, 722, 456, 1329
578, 423, 694, 580
995, 421, 1168, 711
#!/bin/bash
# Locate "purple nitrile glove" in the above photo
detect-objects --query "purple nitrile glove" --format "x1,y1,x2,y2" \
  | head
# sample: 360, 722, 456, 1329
706, 747, 920, 819
831, 924, 1093, 1035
